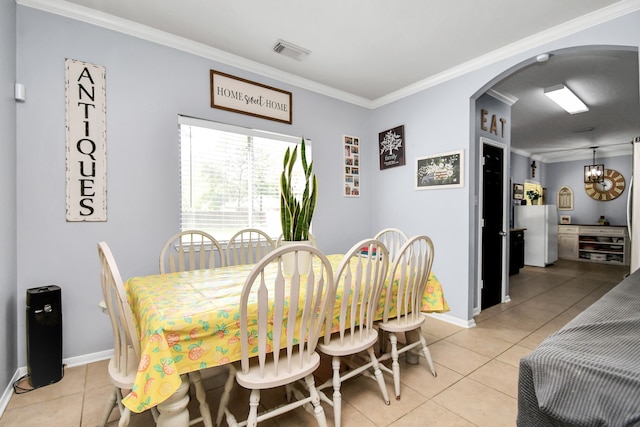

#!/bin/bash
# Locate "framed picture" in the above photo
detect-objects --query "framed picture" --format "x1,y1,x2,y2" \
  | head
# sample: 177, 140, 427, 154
557, 186, 574, 210
560, 215, 571, 224
210, 70, 292, 124
379, 125, 406, 170
343, 135, 360, 197
416, 150, 464, 190
513, 183, 524, 200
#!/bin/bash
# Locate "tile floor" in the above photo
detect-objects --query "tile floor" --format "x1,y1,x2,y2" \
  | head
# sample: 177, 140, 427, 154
0, 259, 628, 427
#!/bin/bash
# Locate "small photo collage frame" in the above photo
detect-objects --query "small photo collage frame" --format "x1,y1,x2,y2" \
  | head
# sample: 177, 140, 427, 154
344, 135, 360, 197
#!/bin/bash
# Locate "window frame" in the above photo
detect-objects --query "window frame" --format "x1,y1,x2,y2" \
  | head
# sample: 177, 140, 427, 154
178, 115, 309, 243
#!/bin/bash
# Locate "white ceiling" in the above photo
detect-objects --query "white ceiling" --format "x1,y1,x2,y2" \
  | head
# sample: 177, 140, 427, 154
22, 0, 640, 161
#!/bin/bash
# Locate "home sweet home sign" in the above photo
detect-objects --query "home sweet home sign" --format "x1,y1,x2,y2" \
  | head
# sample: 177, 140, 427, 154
65, 59, 107, 221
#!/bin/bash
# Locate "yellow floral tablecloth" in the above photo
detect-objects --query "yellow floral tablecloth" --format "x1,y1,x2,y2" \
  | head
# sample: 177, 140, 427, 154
123, 254, 448, 412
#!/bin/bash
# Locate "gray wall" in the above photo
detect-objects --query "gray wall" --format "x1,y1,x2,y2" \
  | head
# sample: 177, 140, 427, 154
546, 155, 632, 225
15, 6, 372, 366
370, 10, 640, 323
1, 0, 18, 391
511, 153, 632, 226
7, 4, 640, 373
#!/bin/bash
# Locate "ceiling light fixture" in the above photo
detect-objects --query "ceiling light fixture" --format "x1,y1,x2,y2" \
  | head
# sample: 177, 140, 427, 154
544, 84, 589, 114
584, 147, 604, 183
536, 53, 550, 62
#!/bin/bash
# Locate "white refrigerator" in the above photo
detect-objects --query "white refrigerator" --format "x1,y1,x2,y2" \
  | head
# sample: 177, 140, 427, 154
515, 205, 558, 267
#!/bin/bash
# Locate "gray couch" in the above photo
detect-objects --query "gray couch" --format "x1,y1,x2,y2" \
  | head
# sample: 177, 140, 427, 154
518, 270, 640, 426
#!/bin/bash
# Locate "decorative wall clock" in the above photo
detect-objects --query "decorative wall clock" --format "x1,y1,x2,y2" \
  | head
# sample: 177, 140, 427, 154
584, 169, 625, 201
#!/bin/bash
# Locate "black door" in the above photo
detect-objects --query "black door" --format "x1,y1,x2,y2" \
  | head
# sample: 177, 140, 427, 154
481, 143, 504, 309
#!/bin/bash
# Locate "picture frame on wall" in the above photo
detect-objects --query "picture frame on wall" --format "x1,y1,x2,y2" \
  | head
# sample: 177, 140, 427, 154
344, 135, 360, 197
557, 186, 574, 210
416, 150, 463, 190
513, 183, 524, 200
378, 125, 406, 170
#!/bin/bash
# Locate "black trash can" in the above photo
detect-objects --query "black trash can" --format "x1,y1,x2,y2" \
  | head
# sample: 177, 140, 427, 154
26, 285, 63, 388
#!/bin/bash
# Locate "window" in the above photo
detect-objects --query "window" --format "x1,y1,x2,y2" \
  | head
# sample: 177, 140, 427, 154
179, 116, 309, 241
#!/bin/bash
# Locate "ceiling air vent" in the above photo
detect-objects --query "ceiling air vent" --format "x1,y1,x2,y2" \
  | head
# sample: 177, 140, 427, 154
273, 39, 310, 61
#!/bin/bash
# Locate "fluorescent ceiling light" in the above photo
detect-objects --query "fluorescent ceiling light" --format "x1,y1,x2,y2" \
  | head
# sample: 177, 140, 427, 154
544, 84, 589, 114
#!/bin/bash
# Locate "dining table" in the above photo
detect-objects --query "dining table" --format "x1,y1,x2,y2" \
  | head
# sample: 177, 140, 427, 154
122, 253, 449, 425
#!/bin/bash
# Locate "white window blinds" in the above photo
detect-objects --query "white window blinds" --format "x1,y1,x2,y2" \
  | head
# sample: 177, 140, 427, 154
178, 116, 308, 241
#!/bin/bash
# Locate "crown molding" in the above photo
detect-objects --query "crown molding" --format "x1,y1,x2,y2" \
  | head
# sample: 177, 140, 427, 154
486, 89, 518, 106
17, 0, 640, 109
16, 0, 373, 108
371, 0, 640, 108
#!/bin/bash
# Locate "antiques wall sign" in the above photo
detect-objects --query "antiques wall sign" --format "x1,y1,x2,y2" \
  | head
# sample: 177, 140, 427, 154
65, 58, 107, 221
379, 125, 405, 170
210, 70, 292, 124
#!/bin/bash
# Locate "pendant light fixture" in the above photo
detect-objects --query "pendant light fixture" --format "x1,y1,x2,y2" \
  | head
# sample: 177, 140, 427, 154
584, 147, 604, 183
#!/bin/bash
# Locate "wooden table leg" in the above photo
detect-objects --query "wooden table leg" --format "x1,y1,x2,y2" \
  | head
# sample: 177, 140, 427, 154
156, 374, 191, 427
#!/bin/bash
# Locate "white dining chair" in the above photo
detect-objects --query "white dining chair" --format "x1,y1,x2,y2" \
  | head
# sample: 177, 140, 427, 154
159, 229, 226, 273
316, 238, 391, 427
98, 242, 158, 427
374, 228, 408, 264
225, 228, 276, 266
221, 244, 333, 427
158, 231, 233, 427
376, 235, 437, 400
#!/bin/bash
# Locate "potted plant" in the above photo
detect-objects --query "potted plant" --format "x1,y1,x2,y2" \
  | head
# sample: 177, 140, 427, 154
280, 138, 317, 242
280, 138, 317, 273
526, 190, 541, 205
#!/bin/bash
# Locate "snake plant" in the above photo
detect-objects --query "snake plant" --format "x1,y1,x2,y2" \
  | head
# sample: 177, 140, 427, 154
280, 138, 317, 241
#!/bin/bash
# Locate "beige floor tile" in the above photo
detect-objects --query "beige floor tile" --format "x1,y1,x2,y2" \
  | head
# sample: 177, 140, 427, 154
107, 410, 156, 427
326, 402, 378, 427
85, 358, 112, 390
421, 315, 464, 339
517, 322, 564, 350
5, 364, 87, 411
340, 375, 427, 426
444, 327, 513, 358
467, 359, 519, 398
495, 344, 532, 367
432, 378, 517, 427
0, 393, 83, 427
473, 317, 532, 343
81, 383, 119, 427
397, 360, 463, 399
427, 340, 490, 375
387, 400, 476, 427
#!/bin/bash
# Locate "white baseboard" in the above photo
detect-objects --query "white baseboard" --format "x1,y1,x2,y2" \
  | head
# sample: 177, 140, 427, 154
426, 312, 477, 328
0, 349, 113, 420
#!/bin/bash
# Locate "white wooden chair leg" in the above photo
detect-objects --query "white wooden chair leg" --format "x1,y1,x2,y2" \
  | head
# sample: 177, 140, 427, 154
389, 334, 401, 400
100, 387, 117, 427
247, 389, 260, 427
114, 389, 131, 427
188, 371, 214, 427
418, 333, 437, 376
117, 407, 131, 427
304, 374, 328, 427
366, 347, 390, 405
216, 365, 236, 427
331, 357, 342, 427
